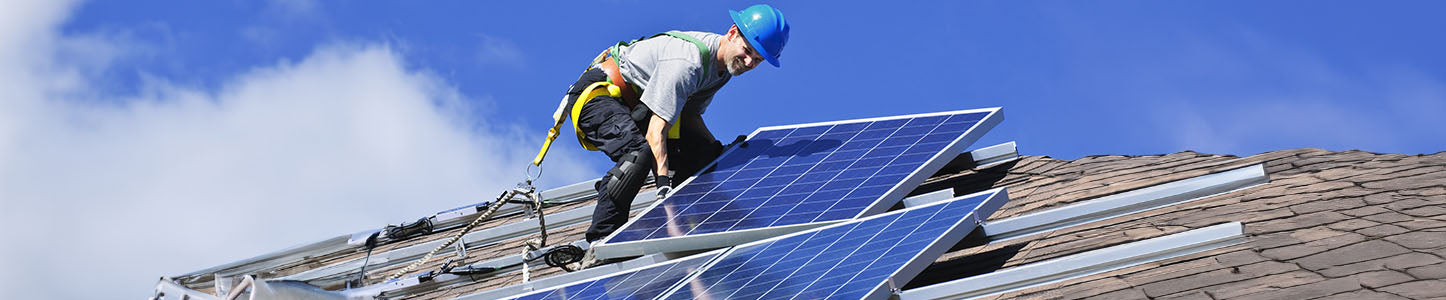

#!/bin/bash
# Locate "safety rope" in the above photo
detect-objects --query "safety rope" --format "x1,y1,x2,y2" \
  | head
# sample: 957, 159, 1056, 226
384, 185, 533, 281
381, 180, 587, 282
517, 181, 558, 281
378, 137, 594, 283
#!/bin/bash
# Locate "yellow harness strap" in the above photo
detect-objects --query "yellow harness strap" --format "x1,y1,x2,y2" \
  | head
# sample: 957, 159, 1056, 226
571, 82, 623, 151
533, 81, 616, 165
532, 60, 683, 166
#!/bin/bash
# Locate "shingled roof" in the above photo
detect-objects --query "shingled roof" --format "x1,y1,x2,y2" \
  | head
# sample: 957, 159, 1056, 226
157, 148, 1446, 300
914, 148, 1446, 299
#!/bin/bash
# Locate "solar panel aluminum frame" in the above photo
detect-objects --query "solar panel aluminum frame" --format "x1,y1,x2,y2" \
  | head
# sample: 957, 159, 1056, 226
657, 187, 1011, 300
594, 108, 1004, 260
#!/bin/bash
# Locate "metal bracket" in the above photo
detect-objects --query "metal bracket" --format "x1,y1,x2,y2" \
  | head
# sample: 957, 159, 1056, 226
888, 277, 902, 296
454, 236, 468, 261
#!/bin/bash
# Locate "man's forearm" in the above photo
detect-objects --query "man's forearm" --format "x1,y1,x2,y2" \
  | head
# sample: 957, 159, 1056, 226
646, 114, 670, 177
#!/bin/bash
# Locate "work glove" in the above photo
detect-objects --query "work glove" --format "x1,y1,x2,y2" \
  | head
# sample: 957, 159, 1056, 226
655, 175, 673, 200
722, 135, 748, 152
710, 140, 725, 156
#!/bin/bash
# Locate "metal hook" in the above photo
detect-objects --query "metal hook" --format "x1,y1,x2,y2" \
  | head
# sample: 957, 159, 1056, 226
525, 163, 543, 183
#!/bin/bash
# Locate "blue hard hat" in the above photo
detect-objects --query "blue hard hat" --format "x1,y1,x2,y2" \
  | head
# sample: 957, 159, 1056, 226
729, 4, 789, 67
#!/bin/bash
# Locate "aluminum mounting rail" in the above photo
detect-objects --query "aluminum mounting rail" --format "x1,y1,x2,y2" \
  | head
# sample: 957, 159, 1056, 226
961, 141, 1019, 170
905, 164, 1267, 243
153, 277, 221, 300
981, 164, 1265, 242
280, 191, 659, 289
170, 179, 599, 291
898, 222, 1247, 300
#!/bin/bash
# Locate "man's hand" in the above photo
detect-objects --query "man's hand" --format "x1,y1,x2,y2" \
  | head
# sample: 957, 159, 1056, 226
655, 175, 673, 200
723, 135, 748, 151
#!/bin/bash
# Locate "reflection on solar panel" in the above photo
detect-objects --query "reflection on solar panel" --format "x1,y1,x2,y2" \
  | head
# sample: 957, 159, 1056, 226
597, 108, 1002, 258
508, 251, 721, 300
661, 188, 1009, 300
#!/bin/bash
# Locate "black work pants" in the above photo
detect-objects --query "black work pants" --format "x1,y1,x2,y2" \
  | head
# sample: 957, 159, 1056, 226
567, 68, 647, 242
565, 68, 724, 242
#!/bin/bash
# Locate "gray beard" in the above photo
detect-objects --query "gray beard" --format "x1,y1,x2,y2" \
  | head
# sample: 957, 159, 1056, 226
726, 58, 745, 76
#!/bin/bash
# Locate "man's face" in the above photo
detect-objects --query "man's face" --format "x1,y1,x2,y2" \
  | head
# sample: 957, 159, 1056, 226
724, 27, 765, 76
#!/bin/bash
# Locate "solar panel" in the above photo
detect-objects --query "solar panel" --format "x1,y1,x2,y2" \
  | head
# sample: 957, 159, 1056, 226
660, 188, 1009, 300
508, 250, 722, 300
595, 108, 1003, 258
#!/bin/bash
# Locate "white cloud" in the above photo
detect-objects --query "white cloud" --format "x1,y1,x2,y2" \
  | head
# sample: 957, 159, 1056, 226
0, 1, 594, 299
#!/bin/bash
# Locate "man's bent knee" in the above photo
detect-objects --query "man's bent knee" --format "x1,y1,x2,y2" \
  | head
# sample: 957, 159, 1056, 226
586, 148, 654, 241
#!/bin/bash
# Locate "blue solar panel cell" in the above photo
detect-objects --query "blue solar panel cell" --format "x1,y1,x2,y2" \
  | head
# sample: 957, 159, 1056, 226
599, 108, 1002, 257
509, 251, 721, 300
660, 189, 1006, 300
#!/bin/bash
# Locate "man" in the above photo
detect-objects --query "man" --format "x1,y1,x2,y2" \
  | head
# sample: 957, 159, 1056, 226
554, 4, 790, 245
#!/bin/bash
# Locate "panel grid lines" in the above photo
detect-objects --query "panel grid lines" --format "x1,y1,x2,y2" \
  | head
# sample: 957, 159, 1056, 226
636, 126, 826, 240
659, 190, 1003, 300
510, 251, 721, 300
763, 207, 937, 300
603, 109, 997, 248
725, 123, 890, 232
783, 205, 941, 300
740, 221, 873, 299
688, 126, 856, 236
819, 204, 954, 299
799, 117, 957, 226
809, 206, 945, 300
710, 230, 834, 299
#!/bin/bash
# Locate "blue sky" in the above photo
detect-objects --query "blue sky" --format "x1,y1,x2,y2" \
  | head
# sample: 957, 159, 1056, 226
58, 1, 1446, 159
3, 1, 1444, 298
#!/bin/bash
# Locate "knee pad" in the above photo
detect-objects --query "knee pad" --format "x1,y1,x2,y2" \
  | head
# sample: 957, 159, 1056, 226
598, 149, 654, 203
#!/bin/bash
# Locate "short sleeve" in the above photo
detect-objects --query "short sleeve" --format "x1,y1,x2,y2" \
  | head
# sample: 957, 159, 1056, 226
639, 58, 700, 123
685, 83, 724, 115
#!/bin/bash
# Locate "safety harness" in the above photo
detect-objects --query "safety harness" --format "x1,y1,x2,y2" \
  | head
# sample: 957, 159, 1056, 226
534, 31, 712, 166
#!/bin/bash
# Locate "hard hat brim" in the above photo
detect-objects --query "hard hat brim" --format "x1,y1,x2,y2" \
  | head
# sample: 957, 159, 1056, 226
730, 10, 781, 67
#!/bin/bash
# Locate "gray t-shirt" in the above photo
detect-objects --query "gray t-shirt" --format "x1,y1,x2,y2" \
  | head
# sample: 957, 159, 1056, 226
616, 31, 732, 123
